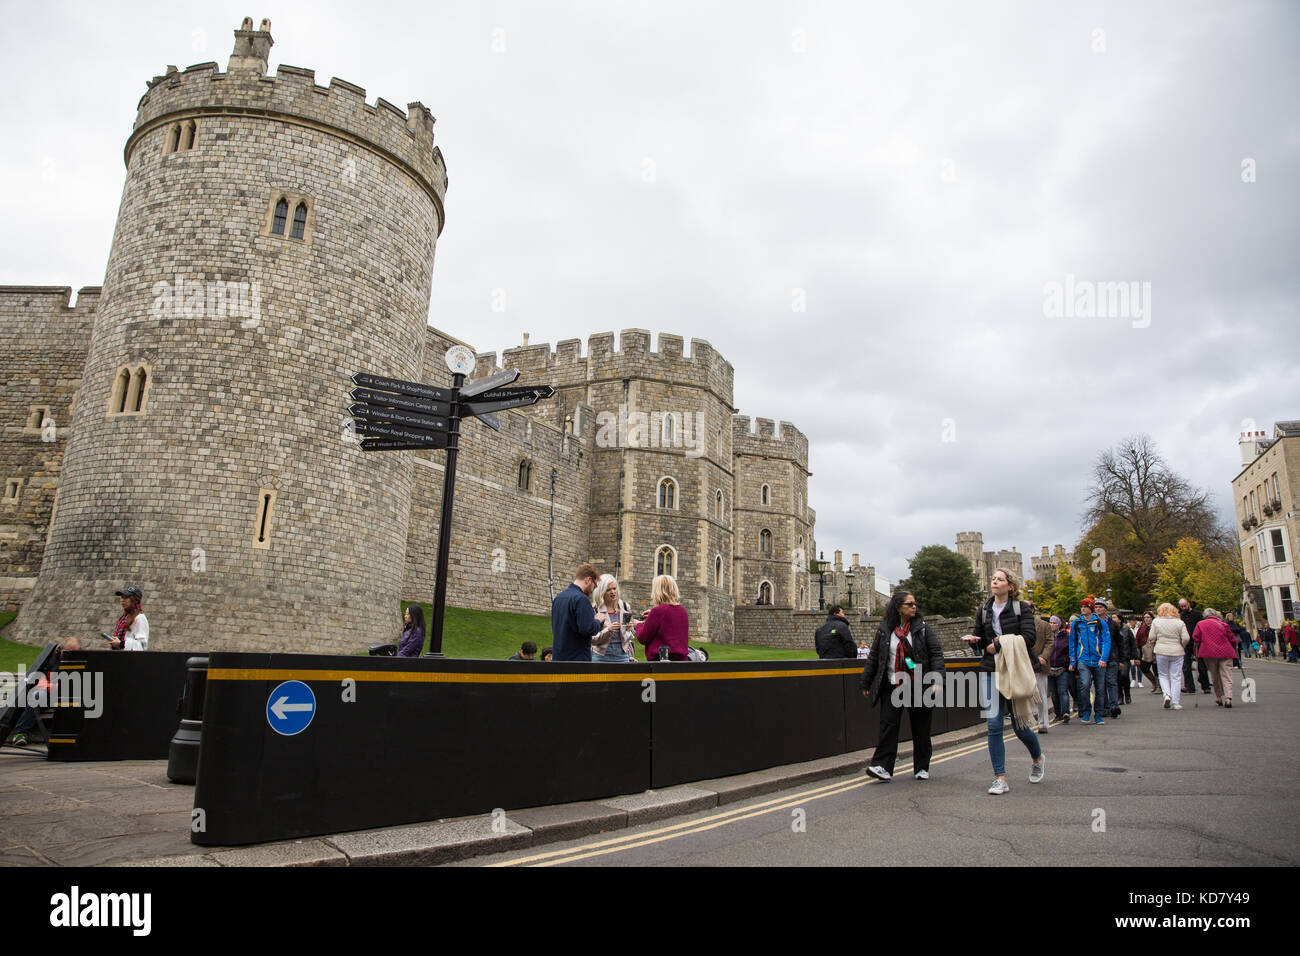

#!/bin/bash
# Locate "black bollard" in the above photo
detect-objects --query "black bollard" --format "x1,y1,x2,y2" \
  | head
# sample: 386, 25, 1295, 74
166, 656, 208, 785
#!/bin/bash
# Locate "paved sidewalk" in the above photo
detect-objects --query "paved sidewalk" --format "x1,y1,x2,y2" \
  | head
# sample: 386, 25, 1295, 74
0, 723, 985, 867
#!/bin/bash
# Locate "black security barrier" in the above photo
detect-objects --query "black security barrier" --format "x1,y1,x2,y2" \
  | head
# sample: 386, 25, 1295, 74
191, 653, 993, 847
191, 654, 653, 846
648, 659, 856, 787
47, 650, 198, 761
166, 657, 209, 784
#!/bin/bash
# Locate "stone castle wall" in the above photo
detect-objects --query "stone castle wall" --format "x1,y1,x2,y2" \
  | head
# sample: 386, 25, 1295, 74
733, 606, 977, 656
0, 287, 99, 613
12, 26, 444, 653
3, 24, 824, 654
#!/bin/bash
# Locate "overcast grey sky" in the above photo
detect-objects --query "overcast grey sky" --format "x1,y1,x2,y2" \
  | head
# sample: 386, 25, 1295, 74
2, 1, 1297, 585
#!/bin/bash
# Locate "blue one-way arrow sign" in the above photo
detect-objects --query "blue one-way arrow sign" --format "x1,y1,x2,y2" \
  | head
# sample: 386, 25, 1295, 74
266, 680, 316, 736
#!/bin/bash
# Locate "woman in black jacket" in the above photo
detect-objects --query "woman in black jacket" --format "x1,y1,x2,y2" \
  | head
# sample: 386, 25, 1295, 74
860, 591, 945, 781
965, 568, 1044, 794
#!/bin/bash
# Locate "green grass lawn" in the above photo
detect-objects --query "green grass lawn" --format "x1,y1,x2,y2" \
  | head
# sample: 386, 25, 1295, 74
401, 602, 813, 661
0, 604, 815, 668
0, 612, 42, 673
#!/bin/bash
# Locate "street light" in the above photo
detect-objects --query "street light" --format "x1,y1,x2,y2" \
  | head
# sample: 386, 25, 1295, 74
817, 551, 826, 610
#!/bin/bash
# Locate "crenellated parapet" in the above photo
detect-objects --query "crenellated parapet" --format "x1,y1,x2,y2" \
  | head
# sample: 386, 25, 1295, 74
127, 21, 446, 231
471, 330, 734, 404
732, 415, 810, 471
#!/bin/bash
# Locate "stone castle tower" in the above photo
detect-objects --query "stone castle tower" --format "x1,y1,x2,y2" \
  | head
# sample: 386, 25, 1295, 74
733, 417, 813, 612
12, 19, 448, 652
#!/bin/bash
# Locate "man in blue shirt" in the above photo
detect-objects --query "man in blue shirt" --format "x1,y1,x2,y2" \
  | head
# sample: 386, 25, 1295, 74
551, 564, 607, 662
1069, 596, 1111, 724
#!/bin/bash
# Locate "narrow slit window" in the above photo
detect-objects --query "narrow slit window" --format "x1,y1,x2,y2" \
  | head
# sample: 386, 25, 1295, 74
184, 121, 197, 150
291, 202, 308, 239
112, 368, 130, 414
253, 489, 277, 549
132, 368, 148, 412
167, 124, 181, 153
272, 199, 288, 235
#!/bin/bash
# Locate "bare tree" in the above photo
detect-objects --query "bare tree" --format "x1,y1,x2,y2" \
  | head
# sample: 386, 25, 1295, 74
1084, 434, 1224, 549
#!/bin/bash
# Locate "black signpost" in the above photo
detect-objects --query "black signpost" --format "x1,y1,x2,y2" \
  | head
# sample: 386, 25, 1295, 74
348, 349, 555, 656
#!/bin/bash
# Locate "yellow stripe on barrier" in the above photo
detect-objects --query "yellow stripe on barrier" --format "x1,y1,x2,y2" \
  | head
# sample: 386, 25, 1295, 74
47, 738, 77, 744
58, 664, 85, 671
206, 666, 864, 684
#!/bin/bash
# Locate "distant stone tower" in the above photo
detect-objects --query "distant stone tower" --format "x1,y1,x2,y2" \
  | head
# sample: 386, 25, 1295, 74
733, 417, 813, 611
13, 20, 448, 651
955, 531, 986, 592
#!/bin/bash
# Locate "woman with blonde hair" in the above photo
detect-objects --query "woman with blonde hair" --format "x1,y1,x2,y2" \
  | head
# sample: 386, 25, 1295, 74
590, 574, 639, 662
1150, 602, 1191, 709
963, 568, 1045, 794
634, 574, 690, 661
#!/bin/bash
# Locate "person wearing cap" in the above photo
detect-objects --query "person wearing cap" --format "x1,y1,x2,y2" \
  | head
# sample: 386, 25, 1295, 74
1068, 595, 1110, 724
108, 586, 149, 651
1095, 598, 1122, 718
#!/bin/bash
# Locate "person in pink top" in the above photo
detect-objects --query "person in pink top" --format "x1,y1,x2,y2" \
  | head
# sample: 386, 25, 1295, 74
635, 574, 691, 661
1192, 608, 1241, 708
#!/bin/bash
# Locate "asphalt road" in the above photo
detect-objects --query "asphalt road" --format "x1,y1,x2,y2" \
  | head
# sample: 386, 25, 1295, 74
467, 659, 1300, 866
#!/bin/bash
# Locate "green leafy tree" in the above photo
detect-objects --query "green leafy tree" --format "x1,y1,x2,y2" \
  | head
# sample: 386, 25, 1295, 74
1040, 562, 1086, 618
1152, 537, 1244, 612
897, 545, 980, 618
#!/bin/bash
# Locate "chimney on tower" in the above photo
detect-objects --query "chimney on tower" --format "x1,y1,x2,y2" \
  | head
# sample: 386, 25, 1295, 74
229, 17, 274, 74
834, 550, 843, 572
1239, 430, 1262, 467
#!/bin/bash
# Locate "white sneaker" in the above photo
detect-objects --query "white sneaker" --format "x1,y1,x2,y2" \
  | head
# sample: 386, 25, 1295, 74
1173, 703, 1183, 710
866, 765, 892, 781
914, 770, 929, 780
1029, 756, 1045, 784
988, 778, 1011, 795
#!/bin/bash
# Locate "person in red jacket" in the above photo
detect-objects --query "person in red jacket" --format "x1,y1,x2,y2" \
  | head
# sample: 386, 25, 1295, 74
634, 574, 690, 661
1192, 609, 1240, 707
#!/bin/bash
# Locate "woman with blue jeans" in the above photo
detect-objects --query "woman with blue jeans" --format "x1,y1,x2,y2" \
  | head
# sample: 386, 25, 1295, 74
1047, 616, 1072, 723
965, 568, 1044, 795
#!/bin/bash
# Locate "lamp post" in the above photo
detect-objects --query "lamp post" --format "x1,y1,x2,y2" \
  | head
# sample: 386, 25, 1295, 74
846, 571, 854, 610
818, 551, 826, 610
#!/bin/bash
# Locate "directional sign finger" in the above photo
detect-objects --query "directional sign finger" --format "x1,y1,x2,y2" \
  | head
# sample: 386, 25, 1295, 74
462, 395, 543, 416
352, 372, 453, 403
349, 404, 449, 431
354, 420, 453, 444
360, 438, 449, 451
349, 387, 451, 418
460, 368, 520, 398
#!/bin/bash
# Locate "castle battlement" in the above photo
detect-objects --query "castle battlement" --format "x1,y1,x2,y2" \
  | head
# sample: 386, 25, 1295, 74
732, 415, 809, 467
0, 286, 102, 312
469, 330, 733, 400
127, 24, 446, 223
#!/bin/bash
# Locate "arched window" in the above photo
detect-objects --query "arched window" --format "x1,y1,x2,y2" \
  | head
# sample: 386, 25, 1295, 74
131, 367, 148, 412
760, 528, 772, 554
758, 581, 773, 604
658, 477, 677, 509
271, 199, 288, 236
111, 368, 130, 414
714, 554, 723, 587
761, 484, 770, 506
167, 124, 181, 153
291, 201, 308, 240
656, 546, 676, 578
518, 459, 532, 492
661, 413, 678, 446
715, 489, 723, 521
184, 120, 197, 150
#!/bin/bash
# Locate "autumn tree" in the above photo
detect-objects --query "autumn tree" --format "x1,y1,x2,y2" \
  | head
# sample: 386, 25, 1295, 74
1151, 537, 1244, 611
1081, 435, 1231, 605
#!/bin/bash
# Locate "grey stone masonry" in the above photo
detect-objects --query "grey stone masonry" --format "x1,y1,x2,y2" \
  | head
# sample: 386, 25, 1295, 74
734, 606, 977, 656
0, 288, 98, 613
12, 21, 444, 653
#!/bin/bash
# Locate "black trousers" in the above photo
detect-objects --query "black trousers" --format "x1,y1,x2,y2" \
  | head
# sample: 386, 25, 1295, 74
1183, 650, 1210, 691
871, 695, 934, 775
